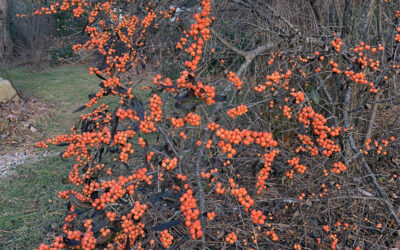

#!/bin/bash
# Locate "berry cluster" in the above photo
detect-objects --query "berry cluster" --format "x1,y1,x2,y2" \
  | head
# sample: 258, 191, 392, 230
227, 71, 243, 90
331, 162, 347, 174
266, 229, 279, 241
179, 188, 203, 239
250, 209, 266, 225
171, 117, 185, 129
149, 94, 163, 122
288, 157, 307, 174
207, 211, 216, 221
184, 112, 201, 126
229, 178, 254, 212
225, 232, 238, 245
160, 230, 174, 248
330, 36, 343, 52
226, 104, 248, 118
256, 150, 279, 193
161, 157, 178, 170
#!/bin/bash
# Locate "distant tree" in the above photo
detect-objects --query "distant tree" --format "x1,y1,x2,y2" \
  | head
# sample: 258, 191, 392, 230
0, 0, 13, 61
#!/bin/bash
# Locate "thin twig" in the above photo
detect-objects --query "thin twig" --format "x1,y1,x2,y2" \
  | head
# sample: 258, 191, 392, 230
364, 89, 379, 142
342, 84, 400, 228
156, 125, 180, 158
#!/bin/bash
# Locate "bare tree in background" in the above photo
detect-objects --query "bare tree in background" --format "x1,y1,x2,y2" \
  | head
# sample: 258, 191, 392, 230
0, 0, 13, 62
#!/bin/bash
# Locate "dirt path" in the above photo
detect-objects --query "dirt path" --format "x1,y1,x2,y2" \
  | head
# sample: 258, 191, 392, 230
0, 150, 58, 178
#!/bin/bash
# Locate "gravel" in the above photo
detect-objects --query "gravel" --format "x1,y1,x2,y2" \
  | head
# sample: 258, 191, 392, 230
0, 150, 58, 179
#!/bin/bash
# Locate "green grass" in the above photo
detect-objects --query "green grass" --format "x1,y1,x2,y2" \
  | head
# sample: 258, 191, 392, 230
0, 64, 100, 137
0, 64, 99, 249
0, 64, 157, 249
0, 156, 73, 249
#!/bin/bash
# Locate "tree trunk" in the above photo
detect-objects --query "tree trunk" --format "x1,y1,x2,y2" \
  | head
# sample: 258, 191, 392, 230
0, 0, 13, 61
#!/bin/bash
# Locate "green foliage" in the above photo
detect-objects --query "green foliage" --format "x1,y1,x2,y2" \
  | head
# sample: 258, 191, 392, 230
54, 11, 87, 37
50, 45, 76, 64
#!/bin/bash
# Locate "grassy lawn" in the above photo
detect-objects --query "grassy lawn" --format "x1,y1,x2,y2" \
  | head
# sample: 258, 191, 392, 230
0, 64, 98, 249
0, 64, 157, 249
0, 157, 73, 249
1, 64, 100, 137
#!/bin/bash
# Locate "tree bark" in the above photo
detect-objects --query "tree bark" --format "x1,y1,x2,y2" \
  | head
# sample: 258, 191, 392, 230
0, 0, 13, 61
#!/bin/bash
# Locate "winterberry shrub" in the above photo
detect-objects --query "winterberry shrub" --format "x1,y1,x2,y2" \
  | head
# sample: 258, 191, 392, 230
27, 0, 400, 249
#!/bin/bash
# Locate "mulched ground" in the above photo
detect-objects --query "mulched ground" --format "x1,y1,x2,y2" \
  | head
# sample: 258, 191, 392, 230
0, 97, 49, 146
0, 96, 55, 178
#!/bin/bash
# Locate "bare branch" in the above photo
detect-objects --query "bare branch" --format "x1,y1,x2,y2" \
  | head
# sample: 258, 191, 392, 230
210, 28, 247, 58
308, 0, 322, 27
343, 84, 400, 228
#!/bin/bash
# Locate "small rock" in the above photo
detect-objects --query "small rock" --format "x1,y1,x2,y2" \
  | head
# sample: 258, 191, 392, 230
0, 79, 19, 103
30, 125, 37, 133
